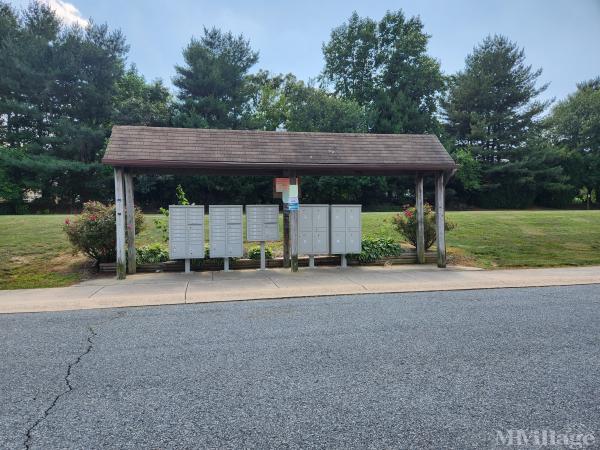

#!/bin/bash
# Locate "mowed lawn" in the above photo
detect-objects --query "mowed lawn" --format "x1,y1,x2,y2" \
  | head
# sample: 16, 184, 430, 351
1, 210, 600, 289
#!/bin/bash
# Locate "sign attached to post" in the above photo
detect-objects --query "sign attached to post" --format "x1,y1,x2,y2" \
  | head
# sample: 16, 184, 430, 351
274, 177, 301, 199
288, 195, 299, 210
275, 178, 289, 192
288, 184, 298, 197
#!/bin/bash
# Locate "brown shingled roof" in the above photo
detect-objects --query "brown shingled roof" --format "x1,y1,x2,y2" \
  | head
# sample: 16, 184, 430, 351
102, 126, 456, 175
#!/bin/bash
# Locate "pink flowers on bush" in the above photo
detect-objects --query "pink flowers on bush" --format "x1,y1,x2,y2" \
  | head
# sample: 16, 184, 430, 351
63, 201, 144, 264
392, 203, 455, 250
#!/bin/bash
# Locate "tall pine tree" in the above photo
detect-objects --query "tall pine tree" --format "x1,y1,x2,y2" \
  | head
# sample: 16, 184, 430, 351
442, 35, 563, 208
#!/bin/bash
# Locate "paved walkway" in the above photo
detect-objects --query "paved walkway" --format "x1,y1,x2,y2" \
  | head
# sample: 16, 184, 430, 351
1, 264, 599, 314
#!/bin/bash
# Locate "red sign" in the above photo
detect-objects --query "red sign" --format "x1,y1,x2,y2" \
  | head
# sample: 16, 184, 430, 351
275, 178, 289, 192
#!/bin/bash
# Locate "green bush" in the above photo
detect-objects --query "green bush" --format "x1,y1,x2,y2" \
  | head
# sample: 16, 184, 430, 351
247, 245, 273, 260
392, 203, 455, 250
63, 201, 144, 264
136, 243, 169, 264
351, 237, 403, 263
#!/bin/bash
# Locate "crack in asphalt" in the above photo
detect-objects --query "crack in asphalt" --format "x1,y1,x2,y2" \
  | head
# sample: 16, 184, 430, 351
23, 327, 96, 450
23, 311, 126, 450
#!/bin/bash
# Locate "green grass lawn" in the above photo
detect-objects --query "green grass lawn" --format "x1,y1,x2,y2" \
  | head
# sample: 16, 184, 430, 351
1, 210, 600, 289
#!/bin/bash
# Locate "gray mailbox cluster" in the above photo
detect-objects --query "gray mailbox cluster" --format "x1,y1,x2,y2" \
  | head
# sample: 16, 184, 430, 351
247, 205, 280, 270
209, 205, 243, 270
330, 204, 362, 267
168, 203, 361, 272
298, 204, 362, 267
298, 204, 329, 256
169, 205, 205, 272
168, 204, 280, 272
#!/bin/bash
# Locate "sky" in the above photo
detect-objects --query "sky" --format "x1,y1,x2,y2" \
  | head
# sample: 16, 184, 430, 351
10, 0, 600, 106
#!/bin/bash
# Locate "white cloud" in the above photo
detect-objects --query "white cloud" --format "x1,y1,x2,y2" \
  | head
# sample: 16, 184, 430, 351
39, 0, 88, 28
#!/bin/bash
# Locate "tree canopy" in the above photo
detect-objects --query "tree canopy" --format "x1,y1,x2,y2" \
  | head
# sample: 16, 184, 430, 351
173, 27, 258, 129
322, 10, 444, 134
0, 3, 597, 212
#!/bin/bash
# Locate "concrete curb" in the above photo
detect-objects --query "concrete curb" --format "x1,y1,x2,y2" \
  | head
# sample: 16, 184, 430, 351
0, 265, 599, 314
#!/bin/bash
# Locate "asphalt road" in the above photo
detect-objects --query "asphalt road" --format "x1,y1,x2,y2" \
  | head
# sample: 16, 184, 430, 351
1, 285, 599, 449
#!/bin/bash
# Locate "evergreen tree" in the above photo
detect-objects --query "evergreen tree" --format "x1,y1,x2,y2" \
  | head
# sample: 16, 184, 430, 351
0, 1, 128, 211
442, 35, 560, 207
173, 27, 258, 129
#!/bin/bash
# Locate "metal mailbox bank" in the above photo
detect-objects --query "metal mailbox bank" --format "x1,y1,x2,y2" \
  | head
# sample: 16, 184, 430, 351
330, 204, 362, 267
298, 204, 329, 268
168, 205, 205, 273
246, 205, 279, 270
209, 205, 243, 271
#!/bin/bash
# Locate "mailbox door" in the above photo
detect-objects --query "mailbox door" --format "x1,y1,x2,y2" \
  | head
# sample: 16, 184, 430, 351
209, 206, 227, 258
331, 231, 346, 254
298, 231, 312, 254
264, 206, 279, 223
263, 223, 279, 241
313, 231, 329, 254
298, 207, 312, 231
346, 231, 361, 254
346, 207, 360, 230
226, 223, 243, 257
331, 206, 346, 229
169, 206, 187, 259
187, 206, 205, 258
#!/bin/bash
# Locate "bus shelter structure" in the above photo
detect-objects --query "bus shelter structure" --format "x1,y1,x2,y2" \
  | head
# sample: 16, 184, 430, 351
102, 126, 457, 279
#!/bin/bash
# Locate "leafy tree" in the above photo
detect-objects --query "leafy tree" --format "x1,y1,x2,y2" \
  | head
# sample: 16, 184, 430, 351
173, 27, 258, 129
322, 10, 444, 133
244, 71, 368, 132
113, 66, 172, 126
547, 78, 600, 207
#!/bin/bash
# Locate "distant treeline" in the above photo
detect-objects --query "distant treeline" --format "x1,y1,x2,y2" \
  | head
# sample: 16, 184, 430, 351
0, 3, 598, 213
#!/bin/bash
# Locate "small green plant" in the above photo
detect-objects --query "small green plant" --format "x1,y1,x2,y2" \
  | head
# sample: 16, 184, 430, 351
351, 237, 403, 263
136, 243, 169, 264
63, 201, 144, 264
154, 184, 190, 243
247, 245, 273, 260
392, 203, 455, 250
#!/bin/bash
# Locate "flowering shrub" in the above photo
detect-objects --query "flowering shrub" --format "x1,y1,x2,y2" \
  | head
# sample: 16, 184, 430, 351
136, 243, 169, 264
64, 201, 144, 264
392, 203, 455, 250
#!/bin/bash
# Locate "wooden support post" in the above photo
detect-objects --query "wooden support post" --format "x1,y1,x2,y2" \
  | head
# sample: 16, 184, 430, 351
415, 173, 425, 264
114, 168, 126, 279
289, 173, 298, 272
283, 206, 290, 268
124, 171, 136, 274
435, 172, 446, 268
